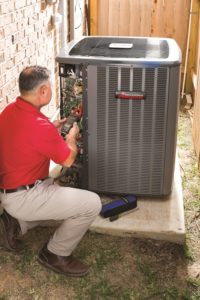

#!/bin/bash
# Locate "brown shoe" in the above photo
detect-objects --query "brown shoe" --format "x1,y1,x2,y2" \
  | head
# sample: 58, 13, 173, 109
0, 210, 22, 252
38, 243, 89, 277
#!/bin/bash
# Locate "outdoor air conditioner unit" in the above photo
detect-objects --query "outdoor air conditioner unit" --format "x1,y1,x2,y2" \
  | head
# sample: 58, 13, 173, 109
56, 36, 181, 196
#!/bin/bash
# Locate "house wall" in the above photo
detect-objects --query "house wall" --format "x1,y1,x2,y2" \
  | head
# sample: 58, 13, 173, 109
0, 0, 61, 117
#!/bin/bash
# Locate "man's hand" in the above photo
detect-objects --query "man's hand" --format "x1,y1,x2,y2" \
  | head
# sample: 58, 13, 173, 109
61, 122, 80, 168
67, 122, 80, 139
53, 118, 67, 130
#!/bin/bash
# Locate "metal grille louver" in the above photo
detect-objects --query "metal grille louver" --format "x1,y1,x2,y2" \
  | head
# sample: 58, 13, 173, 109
87, 65, 169, 195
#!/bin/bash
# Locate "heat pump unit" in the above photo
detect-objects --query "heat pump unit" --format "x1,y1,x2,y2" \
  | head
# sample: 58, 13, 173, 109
56, 36, 181, 196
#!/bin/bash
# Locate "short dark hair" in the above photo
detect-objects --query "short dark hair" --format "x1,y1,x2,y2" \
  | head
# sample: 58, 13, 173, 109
19, 66, 51, 94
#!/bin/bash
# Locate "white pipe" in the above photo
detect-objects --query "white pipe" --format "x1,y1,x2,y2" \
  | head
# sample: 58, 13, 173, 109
59, 0, 67, 47
181, 0, 193, 99
70, 0, 75, 41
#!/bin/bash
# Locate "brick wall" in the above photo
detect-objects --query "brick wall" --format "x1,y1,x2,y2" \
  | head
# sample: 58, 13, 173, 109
0, 0, 61, 117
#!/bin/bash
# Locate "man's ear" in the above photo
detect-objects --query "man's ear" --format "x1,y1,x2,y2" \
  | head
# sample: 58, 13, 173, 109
39, 84, 47, 96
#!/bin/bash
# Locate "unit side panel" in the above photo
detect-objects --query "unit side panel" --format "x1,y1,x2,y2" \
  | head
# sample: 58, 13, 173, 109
163, 65, 181, 194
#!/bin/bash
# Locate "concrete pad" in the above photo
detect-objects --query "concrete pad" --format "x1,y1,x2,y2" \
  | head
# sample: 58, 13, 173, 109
0, 156, 184, 245
90, 156, 185, 244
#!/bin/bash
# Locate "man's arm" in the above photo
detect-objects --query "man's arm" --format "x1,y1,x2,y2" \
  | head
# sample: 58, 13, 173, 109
61, 122, 79, 167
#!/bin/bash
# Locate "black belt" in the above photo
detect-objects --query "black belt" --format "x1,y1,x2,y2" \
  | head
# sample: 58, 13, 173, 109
0, 179, 46, 194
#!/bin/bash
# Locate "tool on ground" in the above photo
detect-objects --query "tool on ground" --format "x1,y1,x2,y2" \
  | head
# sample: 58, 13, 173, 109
100, 195, 137, 219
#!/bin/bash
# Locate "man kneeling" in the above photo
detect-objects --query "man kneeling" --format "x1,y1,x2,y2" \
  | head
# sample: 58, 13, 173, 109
0, 66, 102, 277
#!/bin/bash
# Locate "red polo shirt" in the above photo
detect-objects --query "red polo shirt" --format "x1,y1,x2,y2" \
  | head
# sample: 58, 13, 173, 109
0, 97, 70, 189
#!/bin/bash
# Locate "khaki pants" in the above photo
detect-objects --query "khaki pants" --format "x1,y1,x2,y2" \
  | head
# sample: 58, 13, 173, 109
0, 178, 102, 256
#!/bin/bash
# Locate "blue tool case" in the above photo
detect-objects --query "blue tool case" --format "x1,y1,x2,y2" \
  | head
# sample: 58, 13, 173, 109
100, 195, 137, 218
